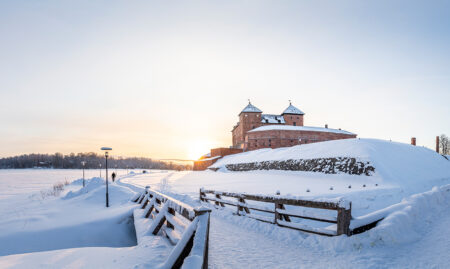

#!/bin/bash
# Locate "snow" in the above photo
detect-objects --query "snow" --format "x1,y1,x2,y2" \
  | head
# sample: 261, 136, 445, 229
247, 124, 355, 135
282, 104, 305, 115
0, 141, 449, 269
261, 114, 285, 124
241, 102, 262, 113
211, 139, 450, 186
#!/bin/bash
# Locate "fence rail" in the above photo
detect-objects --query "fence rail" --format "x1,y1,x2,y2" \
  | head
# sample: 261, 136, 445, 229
200, 188, 352, 236
133, 187, 210, 269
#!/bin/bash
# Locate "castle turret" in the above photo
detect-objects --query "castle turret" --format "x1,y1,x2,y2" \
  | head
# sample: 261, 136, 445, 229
232, 101, 262, 148
281, 101, 304, 126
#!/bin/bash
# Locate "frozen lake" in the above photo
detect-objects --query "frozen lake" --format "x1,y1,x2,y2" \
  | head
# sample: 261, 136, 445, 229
0, 169, 133, 200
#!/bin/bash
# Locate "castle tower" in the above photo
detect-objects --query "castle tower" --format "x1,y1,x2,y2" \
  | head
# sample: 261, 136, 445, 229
232, 101, 262, 148
281, 101, 305, 126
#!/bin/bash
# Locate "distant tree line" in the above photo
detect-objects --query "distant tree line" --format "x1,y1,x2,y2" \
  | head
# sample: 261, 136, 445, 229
0, 152, 192, 171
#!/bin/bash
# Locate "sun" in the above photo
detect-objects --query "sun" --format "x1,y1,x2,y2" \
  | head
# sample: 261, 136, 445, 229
187, 140, 215, 160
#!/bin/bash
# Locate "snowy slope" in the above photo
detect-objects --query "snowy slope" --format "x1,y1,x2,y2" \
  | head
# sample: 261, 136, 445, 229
1, 170, 449, 268
211, 138, 450, 186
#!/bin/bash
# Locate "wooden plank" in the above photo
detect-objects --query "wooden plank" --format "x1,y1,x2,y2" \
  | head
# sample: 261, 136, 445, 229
201, 189, 343, 210
150, 204, 168, 235
166, 208, 175, 230
144, 189, 196, 221
144, 197, 156, 218
278, 204, 291, 222
141, 194, 150, 209
215, 194, 225, 207
244, 204, 274, 214
165, 212, 188, 232
240, 198, 250, 214
276, 209, 337, 223
203, 197, 239, 207
246, 213, 275, 224
277, 220, 337, 236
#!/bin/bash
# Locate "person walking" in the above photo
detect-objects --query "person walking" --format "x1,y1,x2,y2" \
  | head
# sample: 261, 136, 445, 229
111, 172, 116, 182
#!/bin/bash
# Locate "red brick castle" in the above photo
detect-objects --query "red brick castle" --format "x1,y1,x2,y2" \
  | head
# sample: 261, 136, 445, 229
193, 101, 357, 170
232, 101, 356, 151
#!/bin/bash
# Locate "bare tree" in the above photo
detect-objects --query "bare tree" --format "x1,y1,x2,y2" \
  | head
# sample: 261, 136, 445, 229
440, 134, 449, 155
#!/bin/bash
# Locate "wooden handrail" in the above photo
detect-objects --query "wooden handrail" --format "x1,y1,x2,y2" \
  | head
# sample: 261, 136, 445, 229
200, 188, 352, 236
133, 187, 211, 269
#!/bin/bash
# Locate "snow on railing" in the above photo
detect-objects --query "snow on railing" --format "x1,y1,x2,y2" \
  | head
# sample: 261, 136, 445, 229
133, 187, 211, 269
200, 188, 352, 236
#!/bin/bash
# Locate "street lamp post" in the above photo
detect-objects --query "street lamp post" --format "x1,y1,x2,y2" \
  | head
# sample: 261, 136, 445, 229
101, 147, 112, 207
81, 161, 86, 187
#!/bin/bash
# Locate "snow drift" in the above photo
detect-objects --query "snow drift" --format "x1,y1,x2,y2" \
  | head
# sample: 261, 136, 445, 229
211, 138, 450, 185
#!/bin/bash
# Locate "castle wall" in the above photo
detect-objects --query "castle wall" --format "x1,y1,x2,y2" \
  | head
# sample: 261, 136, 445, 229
245, 129, 356, 151
232, 112, 262, 148
283, 114, 304, 126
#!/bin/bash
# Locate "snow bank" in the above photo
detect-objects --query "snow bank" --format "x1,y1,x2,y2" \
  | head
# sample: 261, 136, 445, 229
211, 139, 450, 186
63, 177, 105, 199
359, 184, 450, 244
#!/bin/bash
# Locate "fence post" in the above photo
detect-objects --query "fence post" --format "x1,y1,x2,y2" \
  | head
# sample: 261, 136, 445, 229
274, 191, 280, 224
336, 202, 352, 236
199, 188, 205, 202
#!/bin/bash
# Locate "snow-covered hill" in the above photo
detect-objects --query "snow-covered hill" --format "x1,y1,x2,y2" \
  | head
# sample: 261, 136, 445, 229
211, 138, 450, 187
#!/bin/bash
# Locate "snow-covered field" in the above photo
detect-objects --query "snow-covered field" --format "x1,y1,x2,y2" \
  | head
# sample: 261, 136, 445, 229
0, 139, 449, 268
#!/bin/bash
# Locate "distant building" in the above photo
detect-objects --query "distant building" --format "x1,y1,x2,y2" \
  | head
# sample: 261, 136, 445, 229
193, 101, 357, 170
232, 101, 356, 151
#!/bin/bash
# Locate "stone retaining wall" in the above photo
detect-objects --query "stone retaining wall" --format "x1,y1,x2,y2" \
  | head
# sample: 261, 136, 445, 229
223, 157, 375, 176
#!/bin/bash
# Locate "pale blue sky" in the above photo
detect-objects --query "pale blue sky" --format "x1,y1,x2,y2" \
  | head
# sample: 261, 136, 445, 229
0, 1, 449, 159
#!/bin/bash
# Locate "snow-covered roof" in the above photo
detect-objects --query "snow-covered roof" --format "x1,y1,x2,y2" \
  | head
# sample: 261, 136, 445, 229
261, 114, 285, 124
282, 104, 305, 115
241, 102, 262, 113
248, 125, 356, 135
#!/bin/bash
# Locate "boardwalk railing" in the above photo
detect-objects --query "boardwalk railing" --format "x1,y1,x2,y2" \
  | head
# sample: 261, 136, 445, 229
133, 187, 211, 269
200, 188, 352, 236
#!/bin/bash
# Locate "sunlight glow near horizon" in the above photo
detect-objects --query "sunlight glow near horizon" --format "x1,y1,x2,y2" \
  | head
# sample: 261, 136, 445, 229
0, 1, 449, 160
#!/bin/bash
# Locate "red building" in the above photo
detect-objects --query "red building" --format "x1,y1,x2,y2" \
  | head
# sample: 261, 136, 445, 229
193, 101, 357, 170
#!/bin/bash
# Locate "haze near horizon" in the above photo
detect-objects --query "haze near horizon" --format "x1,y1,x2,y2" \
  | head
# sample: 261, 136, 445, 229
1, 0, 449, 160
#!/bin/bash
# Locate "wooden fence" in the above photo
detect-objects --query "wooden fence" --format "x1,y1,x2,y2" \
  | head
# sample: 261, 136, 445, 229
200, 188, 352, 236
133, 187, 211, 269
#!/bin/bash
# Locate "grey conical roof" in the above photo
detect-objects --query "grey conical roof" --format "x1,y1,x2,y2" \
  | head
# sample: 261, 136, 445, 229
241, 102, 262, 113
282, 103, 304, 115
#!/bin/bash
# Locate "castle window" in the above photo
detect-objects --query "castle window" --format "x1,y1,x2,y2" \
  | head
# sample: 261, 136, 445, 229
293, 122, 296, 126
245, 114, 248, 117
252, 126, 255, 129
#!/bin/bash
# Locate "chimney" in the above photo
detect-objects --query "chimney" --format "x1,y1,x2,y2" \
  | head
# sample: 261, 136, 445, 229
411, 137, 416, 146
325, 124, 328, 129
436, 136, 440, 153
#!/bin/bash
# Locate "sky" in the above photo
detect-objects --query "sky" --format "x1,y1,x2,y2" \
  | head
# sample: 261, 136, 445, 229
0, 0, 449, 160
